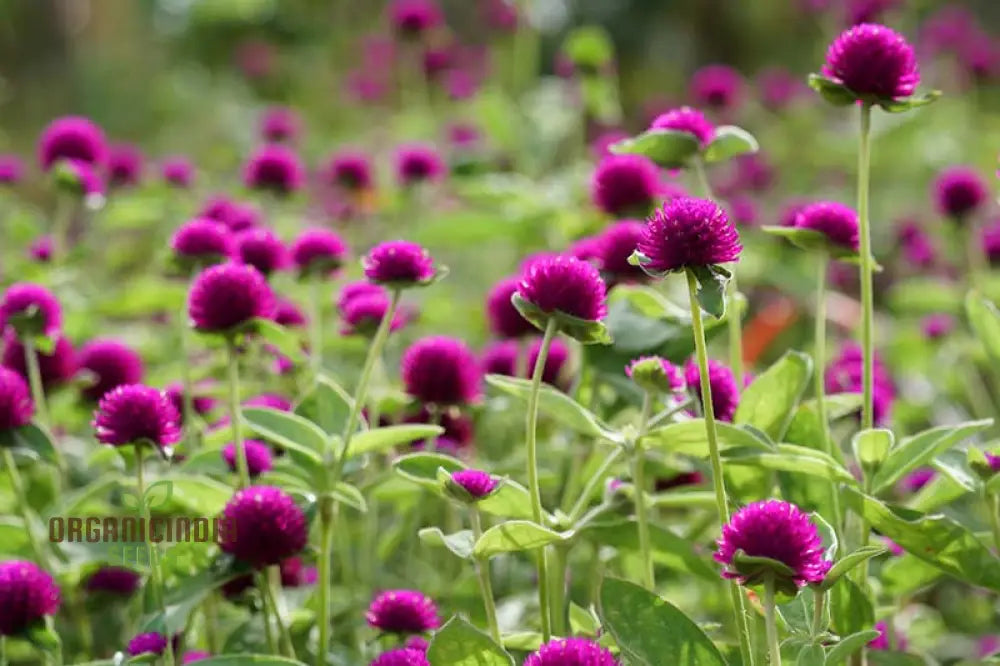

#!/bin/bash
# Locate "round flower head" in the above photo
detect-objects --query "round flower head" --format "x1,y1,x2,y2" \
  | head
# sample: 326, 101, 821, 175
757, 67, 807, 110
218, 485, 307, 567
28, 236, 53, 263
795, 201, 860, 252
246, 393, 292, 411
869, 621, 907, 651
933, 166, 987, 220
0, 283, 62, 337
93, 384, 180, 448
627, 356, 685, 394
517, 255, 608, 322
727, 153, 776, 195
366, 589, 440, 634
188, 263, 276, 333
982, 218, 1000, 265
337, 281, 387, 313
371, 648, 430, 666
166, 382, 215, 423
0, 560, 61, 636
127, 632, 168, 656
226, 203, 260, 233
896, 219, 938, 268
242, 144, 305, 196
524, 638, 619, 666
847, 0, 899, 26
2, 334, 77, 389
222, 440, 273, 478
78, 339, 145, 402
822, 23, 919, 100
291, 228, 348, 276
0, 367, 33, 431
234, 228, 289, 277
598, 220, 647, 283
260, 106, 301, 143
107, 143, 143, 188
38, 116, 106, 170
449, 469, 499, 499
638, 197, 742, 273
200, 196, 237, 227
395, 144, 445, 186
569, 235, 604, 264
685, 358, 739, 422
591, 154, 660, 217
406, 636, 429, 652
650, 106, 715, 147
326, 150, 373, 190
161, 156, 195, 188
715, 500, 832, 587
922, 313, 954, 340
0, 155, 25, 185
54, 159, 104, 200
390, 0, 443, 37
481, 340, 518, 377
341, 292, 406, 336
273, 298, 307, 327
486, 276, 534, 338
402, 336, 481, 405
171, 218, 233, 269
527, 336, 570, 388
84, 566, 141, 596
362, 241, 435, 287
690, 64, 744, 112
183, 652, 211, 664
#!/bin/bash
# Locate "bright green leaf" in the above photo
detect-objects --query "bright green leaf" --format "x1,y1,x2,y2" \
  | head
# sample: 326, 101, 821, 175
473, 521, 570, 559
346, 424, 443, 458
735, 350, 812, 441
870, 420, 991, 494
610, 129, 701, 169
703, 125, 759, 163
419, 528, 475, 560
427, 616, 515, 666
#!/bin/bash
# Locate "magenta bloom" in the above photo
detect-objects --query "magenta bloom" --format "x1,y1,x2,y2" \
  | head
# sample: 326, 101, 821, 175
0, 155, 24, 185
524, 638, 619, 666
982, 219, 1000, 265
825, 342, 894, 425
390, 0, 443, 36
481, 340, 518, 377
367, 589, 440, 634
0, 283, 62, 337
527, 337, 570, 388
656, 470, 704, 491
54, 158, 104, 199
395, 144, 445, 186
291, 228, 348, 276
371, 648, 430, 666
846, 0, 900, 26
127, 632, 168, 656
274, 298, 307, 328
626, 356, 685, 394
326, 150, 373, 190
246, 393, 292, 412
598, 220, 647, 282
222, 440, 274, 478
897, 219, 938, 268
568, 235, 604, 264
337, 281, 387, 313
822, 23, 919, 100
933, 166, 987, 220
38, 116, 106, 170
84, 566, 142, 596
922, 313, 954, 340
200, 196, 237, 226
715, 500, 832, 586
900, 467, 935, 493
260, 106, 301, 143
279, 557, 317, 587
486, 277, 534, 338
685, 358, 739, 422
402, 336, 481, 405
690, 65, 744, 112
484, 0, 517, 31
757, 67, 807, 110
2, 334, 77, 388
93, 384, 180, 448
450, 469, 498, 498
638, 197, 742, 273
0, 561, 60, 636
650, 106, 715, 147
219, 486, 308, 567
188, 263, 275, 333
0, 367, 33, 431
591, 154, 660, 217
107, 143, 143, 188
362, 241, 435, 287
78, 339, 145, 402
795, 201, 860, 252
182, 652, 212, 664
233, 228, 288, 277
227, 203, 260, 232
341, 293, 405, 336
869, 621, 907, 651
166, 382, 215, 423
171, 218, 233, 267
517, 255, 608, 322
161, 156, 195, 188
243, 144, 305, 196
28, 236, 53, 263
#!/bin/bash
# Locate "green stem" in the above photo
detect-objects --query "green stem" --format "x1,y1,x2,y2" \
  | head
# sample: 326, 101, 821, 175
1, 636, 5, 666
23, 338, 49, 429
526, 318, 557, 641
811, 589, 826, 637
136, 446, 175, 666
815, 257, 843, 553
567, 447, 623, 523
316, 497, 335, 666
52, 194, 74, 262
203, 592, 220, 654
226, 340, 250, 489
471, 510, 502, 643
547, 545, 569, 637
264, 566, 296, 658
987, 492, 1000, 555
857, 103, 875, 432
179, 275, 198, 449
764, 577, 781, 666
2, 448, 49, 568
310, 275, 324, 378
685, 269, 755, 666
632, 392, 655, 589
258, 571, 277, 654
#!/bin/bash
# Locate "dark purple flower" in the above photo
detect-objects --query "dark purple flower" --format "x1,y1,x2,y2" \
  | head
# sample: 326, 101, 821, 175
222, 440, 274, 478
715, 500, 832, 586
920, 6, 977, 56
260, 106, 301, 144
127, 632, 168, 656
390, 0, 443, 37
0, 367, 33, 431
337, 281, 386, 312
219, 485, 308, 568
2, 334, 77, 389
243, 145, 305, 196
727, 195, 758, 227
690, 65, 744, 112
406, 636, 429, 652
161, 156, 195, 188
78, 339, 145, 402
55, 159, 104, 198
822, 23, 919, 100
846, 0, 900, 26
450, 469, 498, 498
486, 277, 534, 338
182, 651, 211, 664
0, 560, 60, 636
933, 166, 987, 220
371, 648, 430, 666
188, 263, 275, 333
234, 228, 288, 277
395, 144, 445, 186
166, 382, 215, 423
984, 219, 1000, 265
922, 313, 953, 340
200, 196, 237, 226
897, 219, 938, 268
28, 236, 53, 263
227, 203, 260, 233
93, 384, 180, 448
38, 116, 106, 171
795, 201, 859, 252
340, 292, 405, 336
655, 470, 704, 491
900, 467, 935, 493
362, 241, 435, 287
366, 589, 440, 634
481, 340, 518, 377
527, 336, 570, 388
685, 358, 739, 422
402, 336, 481, 405
273, 298, 307, 327
637, 197, 742, 273
245, 393, 292, 412
598, 220, 647, 283
171, 219, 233, 267
291, 228, 348, 276
757, 67, 807, 110
0, 283, 62, 337
326, 151, 373, 190
651, 106, 715, 146
0, 155, 24, 185
517, 255, 608, 322
825, 342, 894, 425
869, 620, 907, 651
446, 122, 480, 149
279, 557, 317, 587
568, 235, 604, 264
84, 566, 141, 596
484, 0, 517, 31
107, 143, 143, 188
591, 154, 660, 217
524, 638, 619, 666
626, 356, 685, 394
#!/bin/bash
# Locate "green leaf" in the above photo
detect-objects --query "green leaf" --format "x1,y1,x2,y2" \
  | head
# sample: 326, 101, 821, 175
394, 452, 466, 487
569, 602, 600, 635
562, 26, 615, 71
890, 278, 963, 315
597, 577, 727, 666
878, 90, 942, 113
807, 73, 857, 106
735, 350, 812, 441
346, 424, 444, 458
511, 293, 612, 345
610, 128, 701, 169
477, 480, 537, 521
829, 577, 873, 636
25, 618, 60, 652
703, 125, 759, 163
249, 318, 305, 363
330, 481, 367, 512
485, 374, 622, 442
295, 375, 353, 436
186, 658, 309, 666
966, 291, 1000, 363
581, 520, 718, 580
241, 407, 327, 461
761, 226, 860, 261
428, 616, 514, 666
819, 546, 888, 591
826, 631, 880, 665
722, 444, 856, 483
151, 475, 233, 515
796, 644, 827, 666
690, 264, 731, 319
473, 521, 570, 559
642, 419, 772, 457
419, 528, 476, 560
882, 553, 943, 596
0, 423, 60, 466
870, 419, 991, 494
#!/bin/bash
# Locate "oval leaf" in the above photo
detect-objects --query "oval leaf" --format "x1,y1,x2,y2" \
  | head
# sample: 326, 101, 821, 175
641, 418, 772, 457
473, 521, 570, 559
610, 128, 701, 168
870, 419, 991, 494
418, 528, 476, 560
428, 616, 514, 666
241, 407, 327, 461
346, 424, 444, 458
735, 350, 813, 441
703, 125, 759, 163
722, 444, 855, 484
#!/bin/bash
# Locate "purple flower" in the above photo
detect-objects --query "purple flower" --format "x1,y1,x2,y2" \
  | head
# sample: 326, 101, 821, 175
825, 342, 894, 425
977, 635, 1000, 659
166, 382, 215, 423
447, 122, 481, 149
450, 469, 498, 498
869, 621, 907, 651
486, 277, 534, 338
484, 0, 517, 32
371, 648, 430, 666
656, 470, 704, 491
637, 197, 742, 273
395, 144, 445, 186
291, 228, 348, 276
219, 485, 308, 568
591, 154, 660, 217
920, 6, 977, 56
227, 203, 260, 232
0, 283, 62, 337
598, 220, 647, 283
279, 556, 317, 587
55, 159, 104, 198
404, 407, 473, 451
715, 500, 832, 586
846, 0, 900, 26
341, 292, 405, 336
517, 255, 608, 322
93, 384, 180, 448
690, 65, 744, 112
38, 116, 106, 170
243, 144, 305, 196
757, 67, 807, 110
568, 235, 604, 264
362, 241, 435, 287
107, 143, 143, 188
524, 638, 619, 666
626, 356, 685, 394
795, 201, 859, 252
822, 23, 919, 100
650, 106, 715, 147
28, 236, 53, 263
2, 334, 77, 388
0, 155, 24, 185
245, 393, 292, 412
984, 219, 1000, 265
933, 166, 987, 220
182, 651, 212, 664
222, 440, 274, 478
84, 566, 142, 596
233, 228, 288, 277
390, 0, 443, 37
402, 336, 481, 405
171, 218, 233, 267
366, 589, 440, 634
260, 106, 301, 144
900, 467, 935, 494
337, 281, 386, 312
326, 150, 373, 190
727, 195, 758, 227
273, 298, 307, 327
188, 263, 276, 333
127, 632, 168, 656
481, 340, 518, 377
922, 313, 954, 340
685, 359, 739, 422
0, 367, 33, 431
78, 339, 145, 402
897, 219, 938, 268
527, 336, 570, 388
200, 196, 237, 226
726, 154, 777, 195
161, 156, 195, 188
0, 561, 60, 636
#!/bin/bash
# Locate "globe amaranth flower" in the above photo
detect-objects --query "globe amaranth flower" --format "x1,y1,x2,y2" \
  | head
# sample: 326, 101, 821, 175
0, 367, 33, 431
598, 220, 647, 283
188, 263, 276, 333
362, 241, 435, 287
822, 23, 919, 100
651, 106, 715, 147
291, 228, 348, 276
517, 255, 608, 322
233, 228, 289, 277
933, 166, 987, 220
896, 219, 937, 268
390, 0, 443, 37
367, 589, 440, 634
165, 382, 215, 423
568, 235, 604, 265
727, 195, 758, 227
2, 334, 77, 389
690, 64, 744, 112
757, 67, 807, 111
260, 106, 301, 143
54, 159, 104, 199
93, 384, 180, 448
340, 292, 406, 336
200, 196, 237, 227
337, 281, 386, 313
226, 203, 260, 232
486, 277, 535, 338
78, 339, 145, 402
273, 298, 307, 327
243, 144, 305, 196
447, 122, 481, 148
715, 500, 832, 587
402, 336, 481, 405
846, 0, 900, 26
161, 156, 194, 188
326, 150, 373, 191
371, 648, 430, 666
922, 313, 954, 340
28, 236, 53, 263
869, 620, 907, 651
825, 342, 894, 425
171, 218, 233, 268
222, 440, 273, 478
0, 560, 61, 636
395, 144, 445, 187
637, 197, 742, 273
182, 651, 211, 664
0, 283, 62, 337
794, 201, 860, 252
685, 358, 739, 422
127, 632, 168, 656
527, 336, 570, 388
0, 155, 24, 185
591, 154, 660, 217
219, 485, 308, 567
279, 556, 317, 587
38, 116, 106, 170
449, 469, 499, 499
84, 566, 141, 596
725, 153, 776, 195
626, 356, 685, 394
524, 638, 619, 666
107, 143, 143, 188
